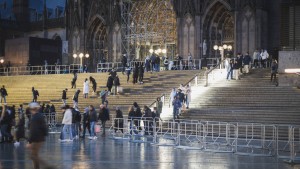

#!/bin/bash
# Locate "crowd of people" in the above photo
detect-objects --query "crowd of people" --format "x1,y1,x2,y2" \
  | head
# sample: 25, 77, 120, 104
224, 50, 278, 82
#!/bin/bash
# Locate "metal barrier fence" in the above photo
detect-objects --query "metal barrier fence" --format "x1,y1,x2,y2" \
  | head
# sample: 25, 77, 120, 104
97, 58, 219, 73
0, 64, 81, 76
107, 118, 300, 164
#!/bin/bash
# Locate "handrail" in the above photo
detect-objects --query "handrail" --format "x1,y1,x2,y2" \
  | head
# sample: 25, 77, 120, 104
205, 59, 224, 87
149, 94, 165, 108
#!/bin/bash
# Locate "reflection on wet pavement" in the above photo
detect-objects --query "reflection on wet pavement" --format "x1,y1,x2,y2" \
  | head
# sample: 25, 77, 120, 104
0, 134, 298, 169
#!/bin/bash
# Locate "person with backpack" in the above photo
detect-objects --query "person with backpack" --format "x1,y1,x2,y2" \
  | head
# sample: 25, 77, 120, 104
26, 102, 53, 169
32, 87, 39, 102
0, 85, 8, 105
100, 90, 108, 104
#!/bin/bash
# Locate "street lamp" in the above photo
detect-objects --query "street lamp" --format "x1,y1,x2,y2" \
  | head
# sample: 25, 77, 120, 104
149, 49, 154, 54
73, 52, 89, 71
0, 59, 4, 64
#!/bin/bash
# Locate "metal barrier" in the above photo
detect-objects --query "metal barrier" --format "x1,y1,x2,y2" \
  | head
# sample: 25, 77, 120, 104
44, 113, 63, 133
0, 64, 81, 76
235, 123, 276, 156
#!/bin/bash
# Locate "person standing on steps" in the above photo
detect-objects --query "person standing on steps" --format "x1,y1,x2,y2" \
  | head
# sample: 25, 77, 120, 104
185, 84, 191, 109
125, 66, 131, 83
83, 78, 89, 98
176, 89, 185, 115
72, 89, 80, 108
106, 75, 114, 94
71, 72, 77, 89
26, 102, 54, 169
156, 97, 163, 119
114, 107, 124, 133
121, 54, 127, 74
225, 58, 233, 81
164, 57, 169, 71
89, 76, 97, 94
113, 75, 120, 95
0, 85, 8, 105
243, 52, 252, 74
169, 88, 177, 108
172, 95, 182, 120
88, 105, 97, 139
252, 49, 260, 68
271, 60, 278, 82
32, 87, 39, 102
62, 88, 68, 106
233, 60, 240, 80
150, 54, 156, 72
260, 50, 269, 68
138, 64, 144, 84
236, 53, 244, 74
133, 65, 139, 84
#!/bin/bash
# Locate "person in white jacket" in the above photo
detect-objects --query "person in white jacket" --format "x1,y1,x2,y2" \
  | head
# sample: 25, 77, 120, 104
260, 50, 269, 68
169, 88, 177, 107
185, 85, 192, 109
83, 78, 89, 98
61, 105, 73, 141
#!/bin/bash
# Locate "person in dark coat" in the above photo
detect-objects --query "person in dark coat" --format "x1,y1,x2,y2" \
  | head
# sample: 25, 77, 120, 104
26, 102, 53, 169
150, 54, 156, 72
106, 75, 114, 93
133, 65, 139, 84
142, 106, 154, 135
121, 54, 127, 74
114, 107, 123, 133
138, 64, 144, 84
113, 75, 120, 95
125, 66, 131, 83
89, 76, 97, 94
236, 54, 244, 74
98, 104, 110, 136
15, 112, 26, 145
109, 68, 117, 79
71, 72, 77, 89
62, 88, 68, 106
0, 106, 13, 143
81, 107, 91, 139
155, 55, 161, 72
88, 105, 97, 139
0, 85, 8, 105
72, 90, 80, 108
32, 87, 39, 102
132, 102, 142, 131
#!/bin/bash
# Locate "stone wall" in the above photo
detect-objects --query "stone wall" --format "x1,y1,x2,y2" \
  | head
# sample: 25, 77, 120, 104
278, 51, 300, 73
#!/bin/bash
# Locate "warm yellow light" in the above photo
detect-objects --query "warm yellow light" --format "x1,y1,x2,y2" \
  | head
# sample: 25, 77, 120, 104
85, 54, 90, 58
285, 69, 300, 73
157, 48, 162, 53
149, 49, 154, 53
223, 44, 228, 49
162, 49, 167, 54
218, 46, 223, 51
73, 54, 78, 58
228, 45, 233, 50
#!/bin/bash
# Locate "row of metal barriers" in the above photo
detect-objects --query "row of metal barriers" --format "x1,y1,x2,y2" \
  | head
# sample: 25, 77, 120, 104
109, 118, 300, 164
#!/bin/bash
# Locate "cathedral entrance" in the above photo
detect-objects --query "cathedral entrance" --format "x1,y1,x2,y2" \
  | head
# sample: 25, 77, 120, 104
121, 0, 177, 60
202, 1, 234, 58
86, 16, 107, 68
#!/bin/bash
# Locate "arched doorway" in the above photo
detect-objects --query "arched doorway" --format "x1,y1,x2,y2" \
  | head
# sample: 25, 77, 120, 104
121, 0, 177, 60
202, 1, 234, 58
86, 16, 107, 70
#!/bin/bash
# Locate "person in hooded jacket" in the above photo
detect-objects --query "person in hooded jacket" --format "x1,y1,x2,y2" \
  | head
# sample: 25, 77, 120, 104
81, 107, 91, 139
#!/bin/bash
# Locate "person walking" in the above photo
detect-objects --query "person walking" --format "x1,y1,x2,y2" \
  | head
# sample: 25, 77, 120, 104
61, 105, 73, 141
62, 88, 68, 106
172, 95, 182, 120
260, 50, 269, 68
243, 52, 252, 74
133, 65, 139, 84
233, 60, 240, 80
71, 72, 77, 89
98, 104, 110, 136
100, 90, 108, 104
253, 49, 260, 68
83, 78, 89, 98
169, 88, 177, 107
155, 55, 161, 72
164, 57, 169, 70
156, 97, 163, 119
145, 56, 151, 72
237, 53, 244, 74
113, 75, 120, 95
0, 85, 8, 105
225, 58, 233, 80
32, 87, 39, 102
72, 89, 80, 108
72, 107, 81, 139
0, 106, 13, 143
150, 54, 156, 72
176, 89, 185, 115
106, 75, 114, 94
138, 64, 144, 84
185, 84, 191, 109
89, 76, 97, 94
271, 60, 278, 82
14, 112, 25, 147
88, 105, 97, 139
26, 102, 54, 169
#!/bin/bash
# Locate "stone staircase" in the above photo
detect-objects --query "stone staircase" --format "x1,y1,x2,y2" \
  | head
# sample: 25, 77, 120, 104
0, 70, 199, 116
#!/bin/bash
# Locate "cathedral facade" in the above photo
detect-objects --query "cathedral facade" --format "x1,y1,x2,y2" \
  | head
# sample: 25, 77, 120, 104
1, 0, 298, 70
